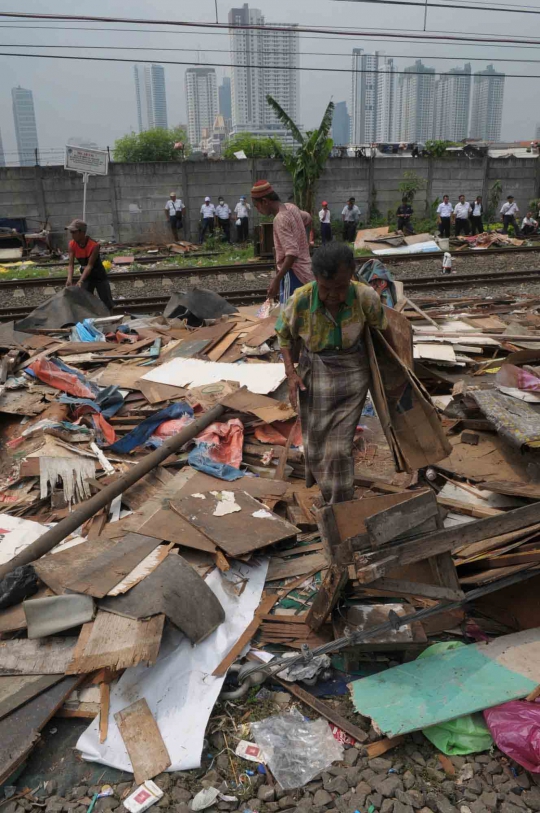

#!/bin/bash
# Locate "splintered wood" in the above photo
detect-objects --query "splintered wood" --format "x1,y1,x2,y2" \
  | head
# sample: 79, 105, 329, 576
115, 698, 171, 783
66, 612, 164, 674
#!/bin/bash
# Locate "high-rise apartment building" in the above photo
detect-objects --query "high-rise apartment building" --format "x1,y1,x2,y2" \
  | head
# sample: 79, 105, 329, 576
395, 61, 436, 143
469, 65, 505, 141
433, 64, 471, 141
11, 87, 39, 167
350, 50, 396, 144
332, 102, 350, 145
185, 67, 219, 148
134, 64, 168, 132
0, 129, 5, 168
219, 77, 232, 130
228, 4, 299, 142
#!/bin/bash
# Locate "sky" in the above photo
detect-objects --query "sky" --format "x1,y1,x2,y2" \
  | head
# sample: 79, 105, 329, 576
1, 0, 540, 162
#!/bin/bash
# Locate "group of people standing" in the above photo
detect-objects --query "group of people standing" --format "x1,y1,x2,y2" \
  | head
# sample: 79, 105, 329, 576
318, 197, 361, 245
436, 193, 537, 239
164, 192, 251, 245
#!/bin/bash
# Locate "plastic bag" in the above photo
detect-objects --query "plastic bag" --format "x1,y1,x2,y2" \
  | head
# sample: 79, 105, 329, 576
418, 642, 493, 755
484, 700, 540, 772
251, 707, 343, 789
0, 565, 39, 610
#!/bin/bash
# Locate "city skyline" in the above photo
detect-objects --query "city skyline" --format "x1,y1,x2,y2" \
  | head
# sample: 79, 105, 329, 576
11, 86, 39, 167
470, 65, 505, 142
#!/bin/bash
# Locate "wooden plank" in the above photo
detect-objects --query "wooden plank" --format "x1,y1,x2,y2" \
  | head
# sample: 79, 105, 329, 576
115, 698, 171, 784
369, 577, 464, 601
243, 316, 276, 347
266, 553, 328, 582
332, 491, 429, 543
365, 736, 405, 758
0, 675, 63, 721
207, 332, 238, 361
98, 555, 225, 644
0, 676, 80, 786
0, 638, 77, 675
456, 522, 540, 559
436, 496, 502, 519
212, 594, 278, 677
365, 490, 439, 548
305, 565, 349, 631
65, 612, 164, 674
478, 481, 540, 500
135, 378, 187, 405
137, 505, 216, 553
100, 682, 110, 743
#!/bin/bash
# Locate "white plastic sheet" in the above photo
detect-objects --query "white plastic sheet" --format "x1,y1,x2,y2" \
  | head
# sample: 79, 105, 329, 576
77, 558, 268, 772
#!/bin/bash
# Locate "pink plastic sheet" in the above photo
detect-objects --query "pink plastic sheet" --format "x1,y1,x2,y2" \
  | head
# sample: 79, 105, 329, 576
196, 418, 244, 468
484, 699, 540, 772
496, 364, 540, 392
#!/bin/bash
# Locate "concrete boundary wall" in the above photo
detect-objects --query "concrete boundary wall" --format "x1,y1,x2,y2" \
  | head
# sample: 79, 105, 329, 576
0, 157, 538, 246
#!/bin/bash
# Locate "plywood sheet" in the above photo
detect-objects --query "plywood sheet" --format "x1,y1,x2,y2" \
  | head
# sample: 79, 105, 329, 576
136, 378, 188, 404
138, 505, 216, 552
98, 364, 148, 389
0, 638, 77, 675
221, 388, 296, 423
66, 612, 164, 674
115, 698, 171, 783
171, 490, 299, 556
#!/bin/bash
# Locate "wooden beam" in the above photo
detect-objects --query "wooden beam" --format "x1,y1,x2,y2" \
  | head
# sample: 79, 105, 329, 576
369, 577, 464, 602
365, 490, 439, 548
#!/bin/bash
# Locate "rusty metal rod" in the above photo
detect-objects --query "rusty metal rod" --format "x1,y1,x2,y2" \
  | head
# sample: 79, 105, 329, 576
0, 403, 226, 579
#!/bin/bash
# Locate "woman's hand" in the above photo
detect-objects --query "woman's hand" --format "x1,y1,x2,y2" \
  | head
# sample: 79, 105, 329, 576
287, 371, 306, 410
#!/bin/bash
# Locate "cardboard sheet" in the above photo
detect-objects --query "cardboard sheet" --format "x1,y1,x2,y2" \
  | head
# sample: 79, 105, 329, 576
77, 558, 268, 773
141, 359, 285, 395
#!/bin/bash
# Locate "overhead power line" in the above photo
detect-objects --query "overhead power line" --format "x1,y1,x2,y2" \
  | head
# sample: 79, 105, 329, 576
3, 11, 540, 45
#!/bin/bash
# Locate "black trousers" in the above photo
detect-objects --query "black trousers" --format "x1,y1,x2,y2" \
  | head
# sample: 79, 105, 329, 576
81, 276, 114, 311
343, 221, 357, 242
199, 217, 214, 242
522, 224, 537, 235
397, 216, 413, 235
439, 217, 451, 238
321, 223, 332, 244
455, 218, 470, 237
236, 217, 249, 242
502, 215, 520, 236
471, 216, 483, 235
169, 214, 183, 240
217, 218, 231, 242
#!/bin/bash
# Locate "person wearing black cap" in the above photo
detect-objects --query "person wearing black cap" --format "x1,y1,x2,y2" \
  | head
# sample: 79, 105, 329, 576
65, 219, 113, 311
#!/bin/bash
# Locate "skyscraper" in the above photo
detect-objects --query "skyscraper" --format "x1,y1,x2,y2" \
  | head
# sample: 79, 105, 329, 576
228, 4, 300, 142
11, 87, 39, 167
395, 61, 436, 143
332, 102, 350, 146
433, 64, 471, 141
469, 65, 505, 141
0, 129, 5, 168
134, 64, 168, 132
219, 77, 232, 129
350, 50, 396, 144
185, 68, 219, 148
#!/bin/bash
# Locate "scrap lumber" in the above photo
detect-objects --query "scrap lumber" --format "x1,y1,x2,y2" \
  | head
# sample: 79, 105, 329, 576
366, 736, 406, 758
305, 565, 349, 631
115, 698, 171, 784
0, 638, 77, 675
365, 489, 439, 548
0, 675, 63, 721
212, 594, 278, 677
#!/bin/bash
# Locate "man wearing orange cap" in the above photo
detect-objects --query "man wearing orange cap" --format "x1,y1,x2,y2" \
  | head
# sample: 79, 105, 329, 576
251, 180, 313, 303
319, 201, 332, 245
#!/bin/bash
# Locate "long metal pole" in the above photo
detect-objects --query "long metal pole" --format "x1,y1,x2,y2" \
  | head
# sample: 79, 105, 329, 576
82, 172, 89, 221
0, 403, 226, 579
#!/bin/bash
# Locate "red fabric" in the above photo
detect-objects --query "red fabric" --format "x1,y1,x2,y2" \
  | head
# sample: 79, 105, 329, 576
196, 418, 244, 468
69, 237, 99, 262
153, 414, 194, 439
28, 358, 95, 399
254, 419, 302, 448
254, 424, 287, 446
92, 412, 116, 446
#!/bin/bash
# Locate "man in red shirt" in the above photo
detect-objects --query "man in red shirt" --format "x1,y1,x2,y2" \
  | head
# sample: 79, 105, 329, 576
251, 180, 313, 304
65, 219, 113, 311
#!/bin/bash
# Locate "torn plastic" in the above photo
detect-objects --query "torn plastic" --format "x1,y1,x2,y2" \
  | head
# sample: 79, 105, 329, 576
110, 402, 194, 454
484, 700, 540, 772
195, 418, 244, 468
150, 413, 194, 442
163, 288, 237, 325
251, 707, 343, 789
188, 445, 245, 481
0, 564, 39, 610
27, 357, 97, 399
277, 654, 331, 683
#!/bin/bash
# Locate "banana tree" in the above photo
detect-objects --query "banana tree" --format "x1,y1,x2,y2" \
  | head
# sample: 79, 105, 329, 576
266, 95, 334, 216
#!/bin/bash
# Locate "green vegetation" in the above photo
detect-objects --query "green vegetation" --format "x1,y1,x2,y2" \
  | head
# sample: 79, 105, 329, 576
398, 170, 427, 204
222, 133, 282, 160
267, 95, 334, 215
423, 140, 459, 158
486, 179, 503, 229
113, 127, 189, 163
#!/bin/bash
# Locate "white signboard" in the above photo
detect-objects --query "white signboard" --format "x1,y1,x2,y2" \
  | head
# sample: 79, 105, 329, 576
65, 145, 109, 176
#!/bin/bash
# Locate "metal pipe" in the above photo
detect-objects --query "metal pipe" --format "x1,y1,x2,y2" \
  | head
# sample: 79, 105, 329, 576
0, 403, 226, 579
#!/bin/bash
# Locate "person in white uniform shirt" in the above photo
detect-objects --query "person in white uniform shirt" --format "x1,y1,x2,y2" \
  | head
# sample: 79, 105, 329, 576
470, 196, 484, 235
342, 197, 361, 242
436, 195, 453, 238
164, 193, 185, 241
215, 196, 232, 243
521, 211, 538, 235
453, 195, 472, 237
319, 201, 332, 244
199, 196, 216, 243
234, 195, 251, 242
500, 195, 521, 237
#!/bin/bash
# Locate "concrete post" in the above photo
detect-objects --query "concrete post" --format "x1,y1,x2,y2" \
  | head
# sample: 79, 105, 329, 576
425, 158, 434, 215
367, 154, 375, 222
107, 164, 121, 243
34, 166, 47, 227
181, 160, 191, 241
481, 155, 490, 209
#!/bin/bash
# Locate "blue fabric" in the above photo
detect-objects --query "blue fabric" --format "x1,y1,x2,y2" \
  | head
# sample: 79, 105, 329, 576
71, 318, 106, 342
59, 385, 124, 419
110, 402, 194, 454
188, 444, 245, 481
279, 269, 304, 305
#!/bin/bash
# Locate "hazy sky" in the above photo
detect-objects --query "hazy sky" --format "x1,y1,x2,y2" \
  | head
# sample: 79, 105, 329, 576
1, 0, 539, 161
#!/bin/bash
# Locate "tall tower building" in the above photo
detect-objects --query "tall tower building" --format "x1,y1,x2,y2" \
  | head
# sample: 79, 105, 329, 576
332, 102, 350, 145
396, 60, 436, 143
228, 4, 300, 142
433, 64, 471, 141
185, 67, 219, 148
350, 50, 396, 144
11, 87, 39, 167
219, 77, 232, 129
469, 65, 505, 141
134, 64, 168, 132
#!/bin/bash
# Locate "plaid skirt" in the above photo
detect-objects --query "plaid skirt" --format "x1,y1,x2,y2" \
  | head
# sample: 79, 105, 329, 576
298, 344, 370, 504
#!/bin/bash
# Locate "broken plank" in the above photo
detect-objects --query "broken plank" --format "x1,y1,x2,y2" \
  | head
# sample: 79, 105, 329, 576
0, 638, 77, 675
115, 698, 171, 784
305, 565, 349, 631
65, 612, 164, 674
369, 577, 464, 602
100, 682, 110, 743
0, 675, 63, 721
365, 736, 405, 758
266, 553, 328, 582
212, 594, 278, 677
365, 489, 439, 548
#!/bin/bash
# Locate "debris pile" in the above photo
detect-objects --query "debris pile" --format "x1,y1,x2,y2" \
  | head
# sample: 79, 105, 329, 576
0, 281, 540, 804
